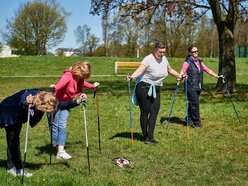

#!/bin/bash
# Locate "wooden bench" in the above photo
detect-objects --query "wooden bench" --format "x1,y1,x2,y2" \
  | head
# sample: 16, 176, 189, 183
115, 61, 141, 74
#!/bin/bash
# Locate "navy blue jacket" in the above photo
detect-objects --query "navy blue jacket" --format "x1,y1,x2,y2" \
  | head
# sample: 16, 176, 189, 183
186, 58, 203, 91
0, 89, 80, 128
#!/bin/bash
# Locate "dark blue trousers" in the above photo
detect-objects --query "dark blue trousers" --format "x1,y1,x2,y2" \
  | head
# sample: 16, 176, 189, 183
187, 89, 201, 125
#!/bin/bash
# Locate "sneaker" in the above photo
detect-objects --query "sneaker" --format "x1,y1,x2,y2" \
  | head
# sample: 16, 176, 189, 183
7, 167, 17, 177
16, 168, 33, 177
149, 138, 159, 144
185, 117, 195, 128
144, 138, 151, 144
144, 138, 159, 144
56, 150, 72, 160
195, 123, 202, 127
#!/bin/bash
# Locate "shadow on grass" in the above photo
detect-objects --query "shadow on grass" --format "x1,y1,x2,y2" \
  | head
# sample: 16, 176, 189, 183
36, 144, 56, 156
159, 116, 185, 126
0, 158, 70, 170
109, 132, 144, 142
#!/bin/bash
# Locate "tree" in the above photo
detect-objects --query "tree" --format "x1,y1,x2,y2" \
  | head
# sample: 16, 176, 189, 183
90, 0, 248, 92
75, 25, 91, 55
85, 35, 100, 56
207, 0, 245, 91
107, 13, 126, 57
101, 0, 111, 56
0, 43, 2, 53
74, 24, 100, 56
2, 0, 68, 55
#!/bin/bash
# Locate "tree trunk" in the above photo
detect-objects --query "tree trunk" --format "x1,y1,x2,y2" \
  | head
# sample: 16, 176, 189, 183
102, 1, 110, 57
208, 0, 239, 93
215, 26, 236, 92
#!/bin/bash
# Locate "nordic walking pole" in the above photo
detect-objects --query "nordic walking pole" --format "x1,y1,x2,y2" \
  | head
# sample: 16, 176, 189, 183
222, 79, 241, 123
82, 100, 90, 175
127, 74, 134, 144
185, 80, 190, 142
166, 81, 180, 129
49, 112, 54, 164
21, 104, 31, 184
93, 88, 101, 153
49, 87, 55, 164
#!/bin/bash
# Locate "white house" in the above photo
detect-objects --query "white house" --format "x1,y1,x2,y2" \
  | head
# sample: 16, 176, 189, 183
0, 45, 19, 58
55, 48, 83, 57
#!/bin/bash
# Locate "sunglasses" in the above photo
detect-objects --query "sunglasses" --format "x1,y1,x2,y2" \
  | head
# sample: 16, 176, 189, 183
191, 51, 198, 53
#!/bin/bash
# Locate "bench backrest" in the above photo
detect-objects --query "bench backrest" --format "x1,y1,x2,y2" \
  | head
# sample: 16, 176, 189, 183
115, 61, 141, 74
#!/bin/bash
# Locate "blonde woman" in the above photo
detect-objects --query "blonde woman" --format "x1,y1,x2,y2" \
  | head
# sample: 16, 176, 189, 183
0, 89, 58, 177
49, 61, 99, 160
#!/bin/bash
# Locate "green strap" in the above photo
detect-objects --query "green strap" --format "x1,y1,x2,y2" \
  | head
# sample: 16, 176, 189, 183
148, 84, 156, 98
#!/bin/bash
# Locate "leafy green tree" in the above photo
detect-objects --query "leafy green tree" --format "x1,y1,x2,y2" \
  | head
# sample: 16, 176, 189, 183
75, 25, 91, 55
107, 13, 126, 57
3, 0, 68, 55
195, 16, 219, 58
74, 24, 100, 56
92, 45, 106, 56
85, 35, 100, 56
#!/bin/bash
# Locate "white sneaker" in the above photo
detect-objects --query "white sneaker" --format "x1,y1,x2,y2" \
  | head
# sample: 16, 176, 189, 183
56, 150, 72, 160
7, 167, 17, 177
16, 168, 33, 177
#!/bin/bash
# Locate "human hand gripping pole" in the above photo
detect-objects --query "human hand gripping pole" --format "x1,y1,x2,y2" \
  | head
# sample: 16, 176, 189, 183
219, 75, 241, 124
21, 104, 32, 184
82, 99, 91, 175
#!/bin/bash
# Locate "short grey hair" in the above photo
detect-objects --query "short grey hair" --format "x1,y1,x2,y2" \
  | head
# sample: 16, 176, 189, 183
155, 41, 165, 49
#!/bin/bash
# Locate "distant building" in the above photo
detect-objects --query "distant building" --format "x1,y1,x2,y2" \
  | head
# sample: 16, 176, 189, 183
0, 45, 19, 58
55, 48, 83, 57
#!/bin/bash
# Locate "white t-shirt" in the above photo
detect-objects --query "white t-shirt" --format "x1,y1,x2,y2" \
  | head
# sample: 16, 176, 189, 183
140, 53, 169, 86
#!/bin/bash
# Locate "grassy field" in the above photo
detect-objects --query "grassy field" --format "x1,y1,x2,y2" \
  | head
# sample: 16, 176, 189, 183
0, 56, 247, 186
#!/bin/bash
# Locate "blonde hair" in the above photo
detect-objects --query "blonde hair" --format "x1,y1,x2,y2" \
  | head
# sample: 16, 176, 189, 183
71, 61, 92, 79
34, 91, 58, 112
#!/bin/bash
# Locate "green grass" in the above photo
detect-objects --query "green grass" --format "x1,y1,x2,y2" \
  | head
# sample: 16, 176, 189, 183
0, 56, 247, 185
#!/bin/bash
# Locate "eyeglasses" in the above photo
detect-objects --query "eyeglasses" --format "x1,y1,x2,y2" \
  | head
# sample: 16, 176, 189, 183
157, 51, 165, 54
191, 51, 198, 53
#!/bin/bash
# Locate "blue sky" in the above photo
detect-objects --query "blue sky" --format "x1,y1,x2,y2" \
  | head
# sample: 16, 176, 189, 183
0, 0, 102, 52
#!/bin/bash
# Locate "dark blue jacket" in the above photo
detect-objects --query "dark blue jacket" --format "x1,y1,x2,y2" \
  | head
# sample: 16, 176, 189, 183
186, 58, 203, 91
0, 89, 80, 128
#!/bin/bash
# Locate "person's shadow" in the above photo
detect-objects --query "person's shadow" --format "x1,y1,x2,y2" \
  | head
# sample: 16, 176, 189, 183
109, 132, 144, 142
160, 116, 185, 127
0, 158, 43, 170
35, 144, 70, 167
109, 117, 186, 141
